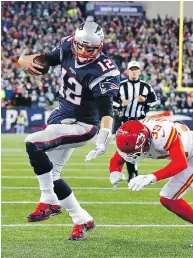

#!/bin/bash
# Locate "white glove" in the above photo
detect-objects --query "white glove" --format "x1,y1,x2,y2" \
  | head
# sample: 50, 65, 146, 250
85, 145, 106, 161
128, 174, 157, 191
110, 171, 126, 190
85, 128, 110, 162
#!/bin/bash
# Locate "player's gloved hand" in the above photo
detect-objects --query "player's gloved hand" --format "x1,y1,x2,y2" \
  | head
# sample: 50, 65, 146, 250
85, 145, 107, 161
128, 174, 157, 191
85, 128, 111, 161
110, 171, 126, 191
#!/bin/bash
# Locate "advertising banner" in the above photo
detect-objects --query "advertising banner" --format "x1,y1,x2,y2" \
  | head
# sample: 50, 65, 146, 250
1, 108, 193, 133
94, 2, 144, 16
1, 108, 52, 133
112, 109, 193, 134
147, 110, 193, 130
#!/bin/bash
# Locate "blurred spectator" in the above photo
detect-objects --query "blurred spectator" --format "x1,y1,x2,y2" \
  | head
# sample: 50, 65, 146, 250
30, 90, 38, 108
1, 2, 192, 110
140, 70, 150, 83
11, 87, 23, 106
45, 88, 54, 106
179, 94, 189, 109
38, 92, 46, 108
187, 92, 193, 108
23, 91, 32, 107
15, 111, 26, 134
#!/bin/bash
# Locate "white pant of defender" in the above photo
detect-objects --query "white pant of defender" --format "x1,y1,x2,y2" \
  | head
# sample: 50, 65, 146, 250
160, 156, 193, 199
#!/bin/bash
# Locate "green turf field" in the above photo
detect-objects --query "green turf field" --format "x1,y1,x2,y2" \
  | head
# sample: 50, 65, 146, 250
1, 134, 193, 258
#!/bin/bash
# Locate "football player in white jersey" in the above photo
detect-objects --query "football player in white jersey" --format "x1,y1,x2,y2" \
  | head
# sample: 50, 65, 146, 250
109, 117, 193, 228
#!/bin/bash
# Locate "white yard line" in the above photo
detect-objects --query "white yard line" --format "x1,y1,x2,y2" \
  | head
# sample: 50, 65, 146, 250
1, 149, 25, 152
1, 168, 166, 174
1, 224, 192, 228
2, 176, 111, 179
1, 186, 161, 190
1, 169, 117, 172
2, 201, 193, 204
1, 169, 153, 173
1, 162, 165, 167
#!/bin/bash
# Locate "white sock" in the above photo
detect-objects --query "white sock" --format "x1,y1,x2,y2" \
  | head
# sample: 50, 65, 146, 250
37, 172, 59, 205
60, 192, 93, 224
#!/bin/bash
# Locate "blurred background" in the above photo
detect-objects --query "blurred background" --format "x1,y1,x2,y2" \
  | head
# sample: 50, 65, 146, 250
1, 1, 193, 133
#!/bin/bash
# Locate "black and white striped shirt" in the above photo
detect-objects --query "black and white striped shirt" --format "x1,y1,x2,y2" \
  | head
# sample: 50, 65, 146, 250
118, 79, 157, 120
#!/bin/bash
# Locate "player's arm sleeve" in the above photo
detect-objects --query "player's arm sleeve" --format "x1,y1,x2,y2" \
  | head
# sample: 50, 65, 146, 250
90, 73, 120, 147
44, 47, 61, 66
89, 69, 120, 97
94, 95, 114, 148
95, 96, 114, 119
91, 73, 120, 119
153, 134, 188, 181
44, 36, 72, 66
144, 84, 157, 107
109, 151, 126, 173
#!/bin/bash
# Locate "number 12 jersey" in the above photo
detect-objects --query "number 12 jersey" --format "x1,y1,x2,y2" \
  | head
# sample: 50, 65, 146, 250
45, 36, 120, 125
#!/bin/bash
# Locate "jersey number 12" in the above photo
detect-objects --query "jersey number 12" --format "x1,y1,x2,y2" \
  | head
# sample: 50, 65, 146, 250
60, 68, 82, 105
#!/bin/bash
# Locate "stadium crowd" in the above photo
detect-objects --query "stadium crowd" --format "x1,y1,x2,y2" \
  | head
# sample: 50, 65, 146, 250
1, 1, 193, 109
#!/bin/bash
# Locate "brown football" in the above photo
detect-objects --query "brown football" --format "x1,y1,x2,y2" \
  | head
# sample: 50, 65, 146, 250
33, 54, 50, 74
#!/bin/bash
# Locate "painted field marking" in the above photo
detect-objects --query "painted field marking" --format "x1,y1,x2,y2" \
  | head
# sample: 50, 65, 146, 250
1, 224, 192, 228
1, 175, 161, 180
1, 162, 166, 167
2, 176, 114, 179
1, 186, 161, 190
2, 201, 193, 205
1, 168, 154, 173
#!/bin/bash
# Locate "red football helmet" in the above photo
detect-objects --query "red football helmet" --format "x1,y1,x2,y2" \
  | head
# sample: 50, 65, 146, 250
115, 121, 150, 163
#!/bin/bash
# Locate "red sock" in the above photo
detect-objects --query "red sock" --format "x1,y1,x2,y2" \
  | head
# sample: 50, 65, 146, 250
160, 196, 193, 224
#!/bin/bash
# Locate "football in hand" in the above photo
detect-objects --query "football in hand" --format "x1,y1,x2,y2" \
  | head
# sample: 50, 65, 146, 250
28, 54, 50, 75
33, 54, 50, 74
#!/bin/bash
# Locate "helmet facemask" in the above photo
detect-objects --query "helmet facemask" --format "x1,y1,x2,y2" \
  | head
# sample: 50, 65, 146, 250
117, 134, 150, 163
72, 39, 103, 64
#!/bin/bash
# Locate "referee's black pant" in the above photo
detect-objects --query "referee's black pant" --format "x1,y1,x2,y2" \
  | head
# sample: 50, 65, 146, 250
126, 162, 138, 182
121, 116, 143, 182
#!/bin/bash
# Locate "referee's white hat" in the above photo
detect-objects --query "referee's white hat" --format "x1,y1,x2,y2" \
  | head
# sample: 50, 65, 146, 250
127, 61, 140, 69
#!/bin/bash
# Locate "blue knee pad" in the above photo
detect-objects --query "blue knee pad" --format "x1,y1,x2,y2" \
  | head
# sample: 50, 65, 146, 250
26, 142, 53, 175
53, 179, 72, 200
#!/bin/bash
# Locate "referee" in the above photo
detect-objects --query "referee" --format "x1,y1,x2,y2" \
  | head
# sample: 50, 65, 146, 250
116, 61, 157, 183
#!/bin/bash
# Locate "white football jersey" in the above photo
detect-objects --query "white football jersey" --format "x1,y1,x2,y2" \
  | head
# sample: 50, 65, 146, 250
141, 117, 193, 160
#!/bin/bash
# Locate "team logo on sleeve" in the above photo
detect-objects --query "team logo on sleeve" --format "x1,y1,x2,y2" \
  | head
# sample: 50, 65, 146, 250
99, 81, 119, 94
